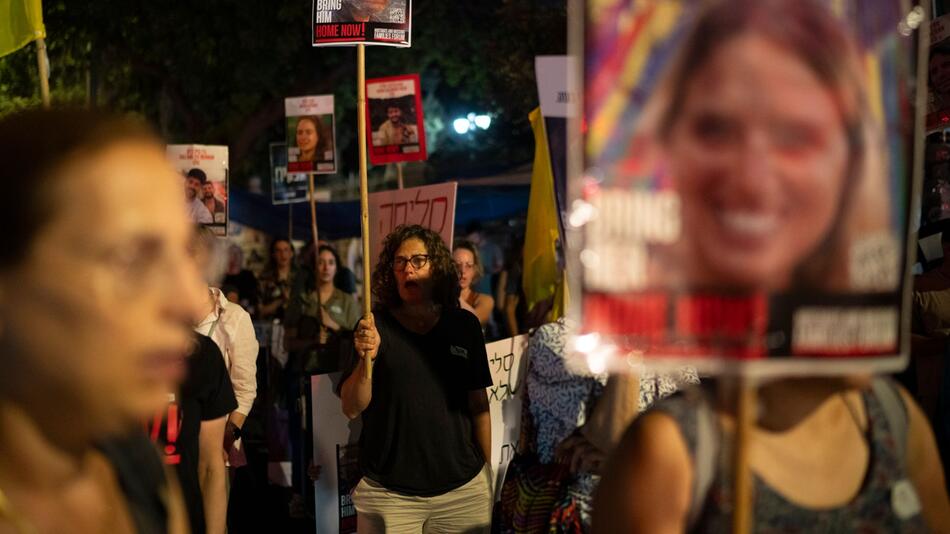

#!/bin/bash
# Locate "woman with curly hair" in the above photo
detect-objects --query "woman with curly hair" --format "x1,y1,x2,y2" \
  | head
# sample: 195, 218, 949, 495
340, 224, 494, 533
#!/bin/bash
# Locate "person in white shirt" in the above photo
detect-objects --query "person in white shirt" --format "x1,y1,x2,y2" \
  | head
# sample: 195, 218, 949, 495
191, 227, 259, 452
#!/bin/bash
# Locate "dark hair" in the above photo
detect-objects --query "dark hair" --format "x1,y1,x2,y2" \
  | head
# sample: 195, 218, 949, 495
373, 225, 460, 311
657, 0, 876, 290
296, 116, 331, 155
187, 168, 207, 183
268, 237, 295, 270
0, 108, 158, 271
317, 244, 343, 274
453, 240, 484, 283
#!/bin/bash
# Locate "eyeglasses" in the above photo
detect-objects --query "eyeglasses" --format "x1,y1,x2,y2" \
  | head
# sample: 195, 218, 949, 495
393, 254, 429, 271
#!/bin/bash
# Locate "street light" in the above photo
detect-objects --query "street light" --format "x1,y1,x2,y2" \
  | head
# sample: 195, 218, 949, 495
452, 113, 492, 134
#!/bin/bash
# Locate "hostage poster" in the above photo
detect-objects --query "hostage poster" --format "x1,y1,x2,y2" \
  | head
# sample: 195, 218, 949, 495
366, 74, 427, 165
312, 0, 411, 47
285, 95, 337, 175
167, 144, 229, 236
571, 0, 921, 376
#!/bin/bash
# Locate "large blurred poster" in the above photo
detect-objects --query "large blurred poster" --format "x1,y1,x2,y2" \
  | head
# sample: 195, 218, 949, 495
313, 0, 411, 47
573, 0, 919, 376
168, 144, 229, 236
285, 95, 337, 175
367, 74, 427, 165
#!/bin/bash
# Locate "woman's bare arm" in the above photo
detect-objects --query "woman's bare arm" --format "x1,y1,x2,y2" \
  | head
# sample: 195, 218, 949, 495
592, 412, 692, 534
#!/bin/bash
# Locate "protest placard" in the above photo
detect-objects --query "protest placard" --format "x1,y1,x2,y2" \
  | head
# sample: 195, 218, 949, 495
285, 95, 337, 175
367, 182, 456, 268
366, 74, 426, 165
572, 0, 918, 376
313, 0, 411, 47
167, 144, 229, 236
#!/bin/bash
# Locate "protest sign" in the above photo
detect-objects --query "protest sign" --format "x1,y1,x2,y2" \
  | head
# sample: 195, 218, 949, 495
271, 142, 310, 205
366, 74, 427, 165
285, 95, 337, 175
313, 0, 411, 47
571, 0, 919, 376
485, 335, 528, 499
367, 182, 456, 268
310, 373, 361, 534
167, 144, 229, 236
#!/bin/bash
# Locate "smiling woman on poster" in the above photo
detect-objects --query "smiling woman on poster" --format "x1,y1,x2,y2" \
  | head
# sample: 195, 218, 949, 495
590, 1, 950, 531
604, 0, 898, 294
294, 115, 330, 164
340, 225, 493, 533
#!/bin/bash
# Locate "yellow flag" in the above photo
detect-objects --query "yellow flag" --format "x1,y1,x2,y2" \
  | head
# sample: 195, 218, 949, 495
0, 0, 45, 58
522, 107, 565, 321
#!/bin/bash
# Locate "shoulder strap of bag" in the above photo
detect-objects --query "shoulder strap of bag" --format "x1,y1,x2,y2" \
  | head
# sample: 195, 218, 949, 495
871, 376, 909, 467
688, 392, 718, 530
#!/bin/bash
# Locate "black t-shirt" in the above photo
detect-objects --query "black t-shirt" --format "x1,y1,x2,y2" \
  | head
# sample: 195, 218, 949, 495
151, 334, 236, 534
343, 307, 492, 496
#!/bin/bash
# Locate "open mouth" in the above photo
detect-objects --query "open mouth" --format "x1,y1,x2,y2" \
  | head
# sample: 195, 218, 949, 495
404, 281, 419, 289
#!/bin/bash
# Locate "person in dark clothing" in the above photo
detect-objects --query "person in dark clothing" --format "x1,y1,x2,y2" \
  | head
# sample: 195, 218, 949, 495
153, 334, 237, 534
341, 224, 493, 532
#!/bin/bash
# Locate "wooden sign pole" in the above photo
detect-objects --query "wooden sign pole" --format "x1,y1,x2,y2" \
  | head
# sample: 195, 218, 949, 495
732, 377, 755, 534
357, 44, 373, 380
307, 173, 324, 337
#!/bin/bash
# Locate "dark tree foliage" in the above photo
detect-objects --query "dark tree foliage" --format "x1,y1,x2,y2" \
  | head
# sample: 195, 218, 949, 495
0, 0, 566, 190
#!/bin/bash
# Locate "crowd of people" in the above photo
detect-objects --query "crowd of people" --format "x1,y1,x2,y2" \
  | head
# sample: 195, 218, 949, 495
6, 1, 950, 528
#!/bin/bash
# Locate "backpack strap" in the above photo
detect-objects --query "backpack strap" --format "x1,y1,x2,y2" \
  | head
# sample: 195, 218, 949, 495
871, 377, 909, 468
688, 392, 718, 530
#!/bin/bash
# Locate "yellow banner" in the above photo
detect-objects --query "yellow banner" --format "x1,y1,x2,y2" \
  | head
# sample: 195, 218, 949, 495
0, 0, 45, 58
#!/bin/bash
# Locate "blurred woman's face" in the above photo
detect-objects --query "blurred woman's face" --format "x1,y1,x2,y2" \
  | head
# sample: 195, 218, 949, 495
667, 35, 849, 290
296, 119, 318, 154
0, 142, 206, 434
273, 241, 293, 269
453, 248, 476, 290
318, 250, 337, 284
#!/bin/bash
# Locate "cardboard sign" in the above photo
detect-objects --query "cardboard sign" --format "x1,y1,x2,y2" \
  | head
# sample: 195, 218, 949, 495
367, 182, 456, 268
167, 144, 229, 236
571, 0, 919, 376
285, 95, 337, 175
485, 335, 529, 500
366, 74, 427, 165
312, 0, 411, 47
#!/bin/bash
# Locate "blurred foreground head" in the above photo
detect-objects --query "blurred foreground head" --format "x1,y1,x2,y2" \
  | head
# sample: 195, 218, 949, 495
0, 108, 206, 441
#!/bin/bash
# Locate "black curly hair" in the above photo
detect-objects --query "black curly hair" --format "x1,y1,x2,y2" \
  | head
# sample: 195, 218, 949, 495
372, 224, 460, 311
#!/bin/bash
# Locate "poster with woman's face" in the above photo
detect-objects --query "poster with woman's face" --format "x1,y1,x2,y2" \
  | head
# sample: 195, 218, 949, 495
167, 144, 229, 236
285, 95, 337, 175
571, 0, 920, 376
366, 74, 427, 165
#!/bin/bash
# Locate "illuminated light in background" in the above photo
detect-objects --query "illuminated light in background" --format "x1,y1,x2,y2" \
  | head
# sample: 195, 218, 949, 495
452, 113, 493, 134
453, 118, 471, 134
569, 199, 596, 227
574, 332, 601, 354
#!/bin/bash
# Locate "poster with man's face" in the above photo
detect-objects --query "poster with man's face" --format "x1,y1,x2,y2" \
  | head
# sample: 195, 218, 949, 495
286, 95, 337, 175
167, 145, 229, 236
570, 0, 919, 377
366, 74, 427, 165
312, 0, 411, 47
